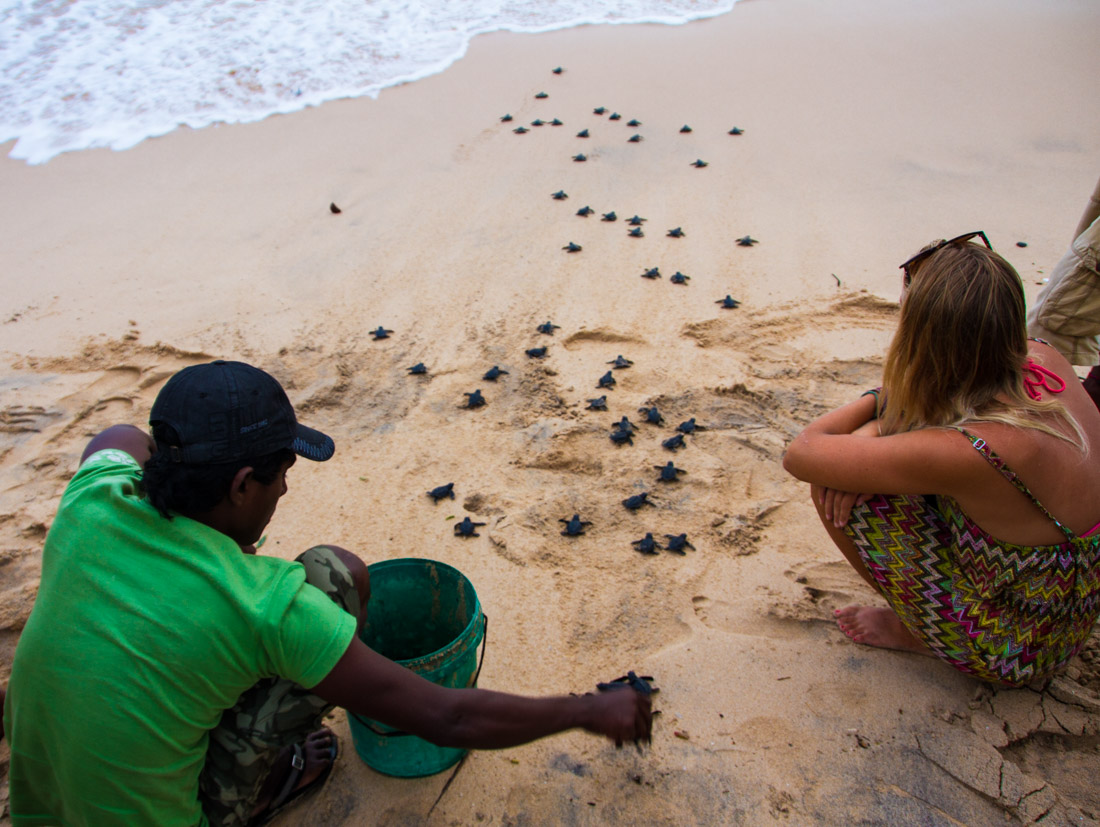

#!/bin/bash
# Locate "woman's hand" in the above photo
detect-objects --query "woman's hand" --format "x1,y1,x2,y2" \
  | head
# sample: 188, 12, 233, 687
813, 484, 872, 528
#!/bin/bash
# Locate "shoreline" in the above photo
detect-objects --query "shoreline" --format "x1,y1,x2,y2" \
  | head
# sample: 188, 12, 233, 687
2, 0, 1099, 823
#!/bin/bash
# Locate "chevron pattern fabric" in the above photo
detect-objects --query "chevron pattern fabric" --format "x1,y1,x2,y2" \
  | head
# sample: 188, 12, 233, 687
845, 492, 1100, 686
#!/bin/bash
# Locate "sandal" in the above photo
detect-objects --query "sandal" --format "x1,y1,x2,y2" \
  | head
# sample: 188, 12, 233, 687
249, 734, 338, 826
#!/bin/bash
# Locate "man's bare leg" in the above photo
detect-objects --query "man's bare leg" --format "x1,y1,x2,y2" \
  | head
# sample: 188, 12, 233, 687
808, 486, 932, 656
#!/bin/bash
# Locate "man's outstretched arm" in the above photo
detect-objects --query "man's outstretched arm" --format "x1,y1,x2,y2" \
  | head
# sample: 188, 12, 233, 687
80, 425, 155, 467
311, 637, 651, 750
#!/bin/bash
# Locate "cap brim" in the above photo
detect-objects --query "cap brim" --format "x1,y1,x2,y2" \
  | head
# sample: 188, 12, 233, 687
292, 424, 335, 462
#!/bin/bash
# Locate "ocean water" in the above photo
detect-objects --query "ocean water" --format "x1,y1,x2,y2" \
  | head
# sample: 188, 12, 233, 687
0, 0, 737, 165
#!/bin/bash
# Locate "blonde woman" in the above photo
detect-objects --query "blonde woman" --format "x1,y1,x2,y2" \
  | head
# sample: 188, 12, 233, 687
784, 233, 1100, 687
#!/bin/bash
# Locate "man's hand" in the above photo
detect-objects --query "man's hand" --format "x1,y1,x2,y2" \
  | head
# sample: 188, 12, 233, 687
580, 688, 652, 747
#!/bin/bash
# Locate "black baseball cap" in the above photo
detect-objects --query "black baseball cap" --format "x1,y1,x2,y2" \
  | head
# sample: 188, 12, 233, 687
149, 360, 334, 464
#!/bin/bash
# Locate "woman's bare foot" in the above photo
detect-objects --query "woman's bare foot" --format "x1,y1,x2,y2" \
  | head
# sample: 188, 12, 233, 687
250, 727, 336, 819
835, 606, 933, 656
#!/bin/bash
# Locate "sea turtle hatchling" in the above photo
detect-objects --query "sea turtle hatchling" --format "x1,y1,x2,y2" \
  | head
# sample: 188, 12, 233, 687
670, 272, 690, 284
531, 118, 545, 127
563, 242, 582, 253
526, 346, 549, 358
550, 118, 563, 126
627, 134, 643, 143
627, 119, 642, 127
597, 671, 658, 696
573, 153, 587, 162
609, 112, 621, 120
535, 91, 549, 99
586, 395, 608, 411
655, 461, 685, 482
537, 321, 561, 335
407, 362, 427, 375
593, 106, 607, 115
677, 418, 706, 434
576, 206, 595, 217
622, 492, 652, 511
552, 66, 564, 74
662, 433, 686, 451
716, 295, 741, 309
552, 190, 568, 200
626, 215, 647, 226
638, 406, 664, 425
602, 211, 617, 222
454, 516, 487, 537
609, 426, 633, 446
691, 159, 708, 168
627, 227, 644, 238
427, 483, 455, 502
736, 235, 758, 247
680, 125, 692, 133
728, 127, 744, 135
597, 371, 616, 389
614, 415, 636, 433
665, 533, 695, 554
640, 267, 661, 280
576, 129, 589, 138
632, 533, 662, 555
500, 114, 513, 122
667, 227, 685, 238
464, 390, 486, 409
513, 126, 529, 134
608, 355, 634, 369
371, 326, 393, 340
560, 514, 592, 536
483, 365, 509, 381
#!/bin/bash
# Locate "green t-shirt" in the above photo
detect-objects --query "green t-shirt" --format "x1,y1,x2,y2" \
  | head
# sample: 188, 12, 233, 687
5, 450, 357, 826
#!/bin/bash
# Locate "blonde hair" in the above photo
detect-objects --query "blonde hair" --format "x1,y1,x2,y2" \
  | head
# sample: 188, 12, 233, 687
880, 239, 1085, 449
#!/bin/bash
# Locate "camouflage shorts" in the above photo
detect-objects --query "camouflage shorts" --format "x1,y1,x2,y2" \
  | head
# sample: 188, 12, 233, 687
198, 546, 359, 827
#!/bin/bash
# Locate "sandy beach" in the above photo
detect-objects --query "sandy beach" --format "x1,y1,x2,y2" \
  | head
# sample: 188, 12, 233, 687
2, 0, 1100, 823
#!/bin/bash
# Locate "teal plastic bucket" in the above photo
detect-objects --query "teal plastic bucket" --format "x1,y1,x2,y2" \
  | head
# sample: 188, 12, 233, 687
348, 558, 486, 777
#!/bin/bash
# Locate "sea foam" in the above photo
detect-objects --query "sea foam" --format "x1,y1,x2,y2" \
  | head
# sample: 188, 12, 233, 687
0, 0, 737, 165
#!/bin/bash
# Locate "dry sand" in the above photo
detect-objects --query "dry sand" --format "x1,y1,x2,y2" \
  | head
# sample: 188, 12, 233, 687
2, 0, 1100, 823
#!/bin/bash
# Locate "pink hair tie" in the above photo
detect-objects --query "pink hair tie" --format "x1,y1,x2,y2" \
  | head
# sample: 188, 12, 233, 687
1022, 360, 1066, 401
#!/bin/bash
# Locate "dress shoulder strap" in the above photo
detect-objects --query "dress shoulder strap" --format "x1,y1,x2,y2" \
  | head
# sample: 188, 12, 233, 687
953, 426, 1075, 539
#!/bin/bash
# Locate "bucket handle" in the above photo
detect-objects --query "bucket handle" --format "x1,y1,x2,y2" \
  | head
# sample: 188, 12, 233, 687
350, 613, 488, 738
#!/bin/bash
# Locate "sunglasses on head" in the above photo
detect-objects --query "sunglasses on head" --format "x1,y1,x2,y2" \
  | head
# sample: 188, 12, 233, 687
900, 231, 992, 287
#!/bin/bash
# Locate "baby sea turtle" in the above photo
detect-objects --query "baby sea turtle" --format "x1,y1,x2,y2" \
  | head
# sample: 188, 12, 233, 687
537, 321, 561, 335
526, 346, 548, 358
662, 433, 686, 451
483, 365, 509, 381
428, 482, 455, 502
626, 215, 647, 226
665, 533, 695, 554
501, 114, 513, 122
551, 118, 564, 126
638, 406, 664, 426
464, 390, 486, 408
622, 492, 652, 511
535, 91, 549, 99
514, 126, 529, 134
667, 227, 685, 238
655, 461, 685, 482
576, 129, 589, 138
552, 190, 568, 200
608, 355, 634, 369
691, 159, 708, 168
627, 134, 643, 143
615, 415, 637, 434
560, 514, 591, 536
407, 362, 428, 375
627, 119, 642, 127
531, 118, 546, 127
627, 227, 644, 238
609, 112, 622, 120
455, 516, 487, 537
573, 153, 587, 162
602, 211, 617, 222
553, 66, 564, 74
597, 671, 658, 696
716, 295, 741, 309
680, 125, 692, 133
728, 127, 744, 135
593, 106, 607, 115
597, 371, 616, 389
587, 395, 608, 411
576, 206, 595, 217
677, 417, 706, 434
641, 267, 661, 280
736, 236, 758, 247
563, 241, 582, 252
609, 426, 633, 446
329, 202, 342, 214
632, 533, 662, 555
371, 326, 393, 340
670, 272, 690, 285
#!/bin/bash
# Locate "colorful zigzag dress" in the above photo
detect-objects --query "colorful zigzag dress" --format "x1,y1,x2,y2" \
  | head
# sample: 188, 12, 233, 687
843, 427, 1100, 687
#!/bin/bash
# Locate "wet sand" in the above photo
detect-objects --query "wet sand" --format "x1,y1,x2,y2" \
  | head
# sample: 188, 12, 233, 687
1, 0, 1099, 823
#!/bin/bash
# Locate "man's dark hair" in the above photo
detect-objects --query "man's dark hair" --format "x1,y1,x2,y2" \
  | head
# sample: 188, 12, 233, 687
142, 423, 295, 519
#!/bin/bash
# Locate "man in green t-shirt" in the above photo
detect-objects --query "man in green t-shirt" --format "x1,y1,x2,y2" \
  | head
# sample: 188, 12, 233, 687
3, 360, 651, 826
